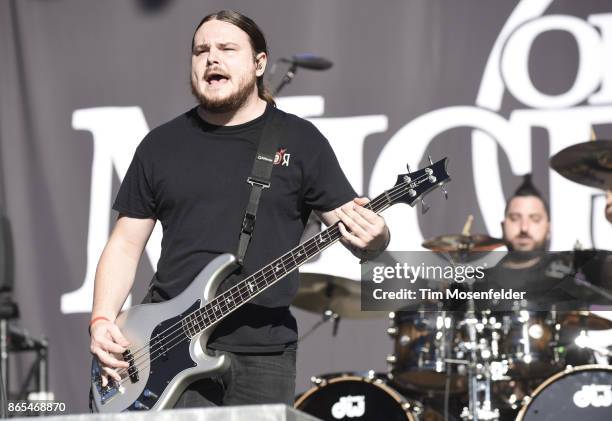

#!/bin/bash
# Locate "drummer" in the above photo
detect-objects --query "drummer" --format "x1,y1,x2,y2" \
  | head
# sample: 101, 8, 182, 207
485, 175, 577, 308
501, 174, 550, 262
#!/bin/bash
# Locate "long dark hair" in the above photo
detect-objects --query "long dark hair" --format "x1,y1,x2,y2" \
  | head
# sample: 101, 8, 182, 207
192, 10, 276, 106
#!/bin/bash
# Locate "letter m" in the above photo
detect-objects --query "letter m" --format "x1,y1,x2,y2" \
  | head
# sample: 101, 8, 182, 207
60, 107, 162, 314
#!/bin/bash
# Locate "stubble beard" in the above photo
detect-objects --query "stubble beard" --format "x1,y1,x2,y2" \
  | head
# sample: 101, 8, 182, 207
191, 73, 258, 114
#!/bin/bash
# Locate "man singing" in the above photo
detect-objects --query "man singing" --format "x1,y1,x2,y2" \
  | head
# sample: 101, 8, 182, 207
88, 10, 389, 408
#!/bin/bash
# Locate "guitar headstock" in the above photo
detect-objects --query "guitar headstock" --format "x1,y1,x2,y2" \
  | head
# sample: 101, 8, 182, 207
390, 157, 450, 208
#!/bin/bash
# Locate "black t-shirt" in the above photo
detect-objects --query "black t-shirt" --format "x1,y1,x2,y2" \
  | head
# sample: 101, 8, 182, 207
483, 254, 577, 311
113, 104, 356, 352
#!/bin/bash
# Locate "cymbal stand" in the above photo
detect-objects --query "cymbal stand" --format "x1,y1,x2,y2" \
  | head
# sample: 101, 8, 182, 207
0, 294, 18, 418
443, 237, 499, 421
298, 279, 340, 342
460, 288, 499, 421
298, 309, 339, 342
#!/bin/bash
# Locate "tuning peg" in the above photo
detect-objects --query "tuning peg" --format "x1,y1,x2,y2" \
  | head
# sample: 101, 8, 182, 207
441, 186, 448, 200
420, 198, 430, 214
406, 164, 411, 173
428, 155, 434, 165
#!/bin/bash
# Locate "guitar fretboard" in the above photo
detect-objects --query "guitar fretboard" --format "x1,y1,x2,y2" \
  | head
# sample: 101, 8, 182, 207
179, 195, 392, 338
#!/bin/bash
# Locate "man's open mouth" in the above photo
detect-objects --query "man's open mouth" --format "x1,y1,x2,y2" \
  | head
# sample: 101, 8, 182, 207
205, 72, 229, 85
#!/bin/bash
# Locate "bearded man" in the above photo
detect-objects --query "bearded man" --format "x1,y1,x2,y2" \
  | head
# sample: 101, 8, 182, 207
478, 176, 563, 310
88, 10, 389, 408
501, 175, 550, 265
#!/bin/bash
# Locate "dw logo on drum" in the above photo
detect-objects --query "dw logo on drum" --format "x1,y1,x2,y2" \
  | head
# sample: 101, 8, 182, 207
573, 385, 612, 409
331, 395, 365, 419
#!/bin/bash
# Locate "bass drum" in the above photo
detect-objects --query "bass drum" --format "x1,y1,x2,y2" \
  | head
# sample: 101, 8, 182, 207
516, 365, 612, 421
295, 374, 441, 421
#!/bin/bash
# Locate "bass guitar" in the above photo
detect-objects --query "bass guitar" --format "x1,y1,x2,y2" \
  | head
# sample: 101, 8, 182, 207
90, 158, 450, 412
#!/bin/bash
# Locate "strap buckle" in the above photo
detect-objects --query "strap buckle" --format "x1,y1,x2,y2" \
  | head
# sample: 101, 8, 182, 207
241, 213, 256, 235
246, 177, 271, 189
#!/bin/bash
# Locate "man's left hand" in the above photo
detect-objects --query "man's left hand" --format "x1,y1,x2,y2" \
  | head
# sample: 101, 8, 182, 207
335, 197, 389, 253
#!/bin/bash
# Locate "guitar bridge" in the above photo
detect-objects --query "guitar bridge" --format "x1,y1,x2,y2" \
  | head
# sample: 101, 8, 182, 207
92, 360, 123, 405
123, 349, 139, 383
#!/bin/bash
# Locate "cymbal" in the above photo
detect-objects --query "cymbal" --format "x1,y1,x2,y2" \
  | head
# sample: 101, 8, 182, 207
550, 140, 612, 189
292, 273, 386, 319
422, 234, 504, 253
560, 310, 612, 330
552, 249, 611, 270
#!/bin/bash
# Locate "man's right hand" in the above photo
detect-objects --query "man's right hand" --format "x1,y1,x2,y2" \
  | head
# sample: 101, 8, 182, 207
89, 319, 130, 387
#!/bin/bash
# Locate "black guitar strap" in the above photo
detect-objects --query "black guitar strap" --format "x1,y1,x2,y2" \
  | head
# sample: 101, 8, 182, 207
236, 109, 286, 266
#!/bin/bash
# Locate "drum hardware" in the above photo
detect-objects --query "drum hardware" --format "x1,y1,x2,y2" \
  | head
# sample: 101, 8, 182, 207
427, 219, 503, 421
383, 209, 611, 419
298, 309, 340, 343
459, 291, 500, 421
416, 220, 509, 420
310, 370, 381, 387
459, 366, 500, 421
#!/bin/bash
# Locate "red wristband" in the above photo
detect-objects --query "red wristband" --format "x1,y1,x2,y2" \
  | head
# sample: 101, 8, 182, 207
88, 316, 110, 335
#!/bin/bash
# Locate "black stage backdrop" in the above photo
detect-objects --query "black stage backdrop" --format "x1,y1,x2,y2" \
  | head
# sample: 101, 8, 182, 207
1, 0, 612, 413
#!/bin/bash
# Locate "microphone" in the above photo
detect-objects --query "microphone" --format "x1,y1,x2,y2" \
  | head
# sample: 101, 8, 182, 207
280, 53, 333, 71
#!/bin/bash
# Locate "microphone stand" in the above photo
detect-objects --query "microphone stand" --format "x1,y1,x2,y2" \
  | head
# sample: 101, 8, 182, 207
273, 63, 298, 96
0, 294, 18, 419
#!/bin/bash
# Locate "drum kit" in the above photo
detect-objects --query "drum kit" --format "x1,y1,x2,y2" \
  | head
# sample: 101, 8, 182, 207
293, 140, 612, 420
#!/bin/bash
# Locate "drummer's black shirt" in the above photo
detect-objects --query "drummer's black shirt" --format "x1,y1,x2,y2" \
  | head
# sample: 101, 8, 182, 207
483, 253, 578, 310
113, 104, 356, 352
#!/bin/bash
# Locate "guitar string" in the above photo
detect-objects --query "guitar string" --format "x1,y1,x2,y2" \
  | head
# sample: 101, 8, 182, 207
113, 223, 345, 388
113, 188, 382, 370
113, 179, 403, 373
111, 172, 436, 385
109, 172, 437, 385
112, 207, 369, 382
111, 172, 436, 386
116, 221, 342, 374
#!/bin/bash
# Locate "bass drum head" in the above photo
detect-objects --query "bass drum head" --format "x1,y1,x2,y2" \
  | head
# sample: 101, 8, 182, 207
295, 375, 416, 421
517, 365, 612, 421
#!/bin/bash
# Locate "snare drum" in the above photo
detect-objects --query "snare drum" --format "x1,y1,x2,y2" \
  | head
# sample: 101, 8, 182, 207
295, 373, 439, 421
516, 365, 612, 420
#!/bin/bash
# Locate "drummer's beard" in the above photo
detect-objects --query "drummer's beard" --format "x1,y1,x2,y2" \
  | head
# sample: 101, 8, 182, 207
505, 232, 548, 261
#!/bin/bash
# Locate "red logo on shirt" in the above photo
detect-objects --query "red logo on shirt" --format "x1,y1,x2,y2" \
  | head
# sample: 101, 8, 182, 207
274, 148, 291, 167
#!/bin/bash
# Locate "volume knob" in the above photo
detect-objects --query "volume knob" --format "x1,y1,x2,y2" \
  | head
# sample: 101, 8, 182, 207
134, 400, 150, 410
143, 388, 159, 399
